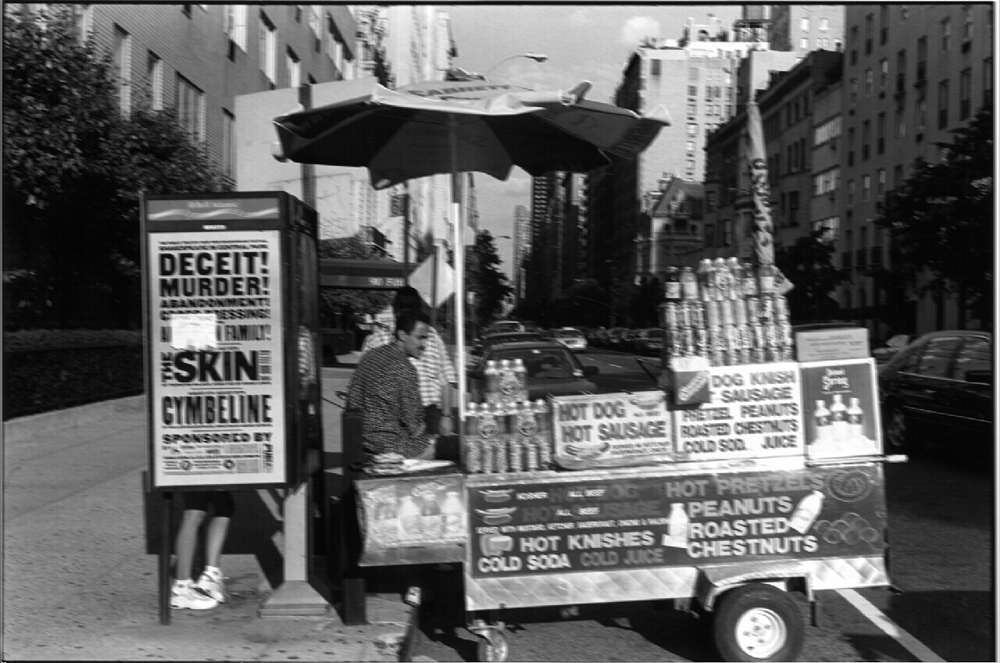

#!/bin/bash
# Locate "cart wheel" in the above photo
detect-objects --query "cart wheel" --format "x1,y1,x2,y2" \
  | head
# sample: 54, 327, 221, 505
476, 629, 509, 662
712, 584, 804, 662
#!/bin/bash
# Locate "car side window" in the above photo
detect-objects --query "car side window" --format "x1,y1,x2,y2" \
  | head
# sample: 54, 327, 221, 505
916, 336, 963, 379
955, 336, 992, 378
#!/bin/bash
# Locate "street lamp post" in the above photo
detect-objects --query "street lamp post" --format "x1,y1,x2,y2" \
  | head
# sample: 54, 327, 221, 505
483, 53, 548, 80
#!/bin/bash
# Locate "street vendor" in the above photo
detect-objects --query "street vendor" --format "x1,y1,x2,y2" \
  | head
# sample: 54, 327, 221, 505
346, 310, 435, 460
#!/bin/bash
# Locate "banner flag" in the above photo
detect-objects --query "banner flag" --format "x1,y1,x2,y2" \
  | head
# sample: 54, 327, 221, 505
746, 101, 793, 294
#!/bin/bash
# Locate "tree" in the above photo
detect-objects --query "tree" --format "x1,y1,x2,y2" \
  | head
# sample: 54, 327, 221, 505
874, 104, 994, 329
467, 230, 513, 328
775, 229, 849, 323
3, 6, 223, 329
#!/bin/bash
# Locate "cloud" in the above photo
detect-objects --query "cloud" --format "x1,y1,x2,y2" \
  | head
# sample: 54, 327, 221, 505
620, 16, 660, 47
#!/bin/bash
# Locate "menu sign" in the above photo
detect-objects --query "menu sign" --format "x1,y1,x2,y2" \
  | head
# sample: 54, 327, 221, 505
149, 230, 286, 487
673, 362, 804, 462
468, 465, 886, 578
551, 392, 674, 469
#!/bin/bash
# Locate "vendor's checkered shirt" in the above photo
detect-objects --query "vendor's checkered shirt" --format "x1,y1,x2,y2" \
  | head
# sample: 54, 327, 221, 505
361, 310, 457, 408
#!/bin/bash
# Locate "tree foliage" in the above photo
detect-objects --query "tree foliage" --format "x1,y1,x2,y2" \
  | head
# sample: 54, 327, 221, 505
3, 6, 223, 329
776, 229, 849, 323
874, 104, 994, 328
467, 230, 513, 328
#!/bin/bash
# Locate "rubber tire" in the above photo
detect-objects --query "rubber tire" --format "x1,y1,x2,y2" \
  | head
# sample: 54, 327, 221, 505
476, 630, 509, 662
712, 584, 805, 662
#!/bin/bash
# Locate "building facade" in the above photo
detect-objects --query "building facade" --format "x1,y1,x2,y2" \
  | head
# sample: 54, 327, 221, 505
839, 3, 993, 335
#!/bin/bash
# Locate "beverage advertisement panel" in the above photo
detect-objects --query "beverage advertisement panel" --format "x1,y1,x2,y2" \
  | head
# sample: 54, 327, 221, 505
673, 362, 804, 462
551, 392, 674, 469
800, 358, 882, 459
468, 465, 886, 579
148, 229, 286, 487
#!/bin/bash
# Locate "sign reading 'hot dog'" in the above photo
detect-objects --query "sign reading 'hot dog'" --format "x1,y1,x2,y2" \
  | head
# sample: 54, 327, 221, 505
551, 392, 674, 469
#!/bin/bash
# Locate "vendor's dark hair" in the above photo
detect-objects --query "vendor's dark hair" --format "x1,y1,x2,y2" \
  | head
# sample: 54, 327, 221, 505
393, 286, 424, 313
395, 310, 430, 336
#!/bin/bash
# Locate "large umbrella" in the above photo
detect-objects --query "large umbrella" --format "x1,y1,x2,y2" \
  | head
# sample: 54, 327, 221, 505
273, 75, 670, 419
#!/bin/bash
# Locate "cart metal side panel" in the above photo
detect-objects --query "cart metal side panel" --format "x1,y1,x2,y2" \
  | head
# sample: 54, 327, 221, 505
465, 462, 889, 611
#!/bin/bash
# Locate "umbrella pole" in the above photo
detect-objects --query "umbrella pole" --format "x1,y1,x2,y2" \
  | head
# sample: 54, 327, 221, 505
450, 116, 467, 425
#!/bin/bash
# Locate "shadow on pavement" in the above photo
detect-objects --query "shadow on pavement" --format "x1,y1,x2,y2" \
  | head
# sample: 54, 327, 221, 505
881, 589, 995, 662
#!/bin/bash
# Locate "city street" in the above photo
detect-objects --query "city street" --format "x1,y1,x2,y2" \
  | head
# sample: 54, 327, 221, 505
414, 349, 994, 662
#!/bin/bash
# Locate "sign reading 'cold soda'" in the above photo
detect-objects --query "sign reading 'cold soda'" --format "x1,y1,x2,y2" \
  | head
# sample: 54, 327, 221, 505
467, 464, 886, 578
673, 362, 803, 462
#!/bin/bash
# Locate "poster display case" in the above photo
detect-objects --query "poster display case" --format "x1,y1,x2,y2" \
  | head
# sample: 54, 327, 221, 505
142, 192, 321, 491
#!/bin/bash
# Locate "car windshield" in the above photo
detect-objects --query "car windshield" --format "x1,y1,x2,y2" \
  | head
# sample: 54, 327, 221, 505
493, 348, 576, 378
556, 330, 583, 339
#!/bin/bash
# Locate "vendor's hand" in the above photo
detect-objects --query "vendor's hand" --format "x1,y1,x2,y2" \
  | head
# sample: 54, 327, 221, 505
439, 415, 454, 436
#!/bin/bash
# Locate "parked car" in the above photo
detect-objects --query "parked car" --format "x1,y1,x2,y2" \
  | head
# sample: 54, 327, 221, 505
878, 330, 993, 456
468, 342, 600, 401
472, 331, 544, 355
632, 328, 665, 355
554, 327, 588, 353
872, 334, 913, 363
606, 327, 631, 350
483, 320, 525, 336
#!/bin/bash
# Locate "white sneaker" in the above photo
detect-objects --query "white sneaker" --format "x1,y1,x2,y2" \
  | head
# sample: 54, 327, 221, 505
195, 568, 227, 603
171, 582, 219, 610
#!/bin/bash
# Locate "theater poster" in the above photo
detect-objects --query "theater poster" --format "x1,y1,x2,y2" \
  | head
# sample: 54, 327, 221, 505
142, 192, 319, 490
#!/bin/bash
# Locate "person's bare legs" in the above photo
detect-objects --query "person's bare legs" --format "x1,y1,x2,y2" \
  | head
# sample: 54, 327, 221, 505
203, 516, 231, 569
175, 509, 207, 581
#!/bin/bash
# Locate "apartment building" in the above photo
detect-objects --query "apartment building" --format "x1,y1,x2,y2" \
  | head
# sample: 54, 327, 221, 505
840, 4, 993, 335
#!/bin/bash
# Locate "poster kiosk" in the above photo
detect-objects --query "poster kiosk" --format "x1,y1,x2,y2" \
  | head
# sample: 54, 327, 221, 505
351, 263, 904, 662
142, 192, 323, 623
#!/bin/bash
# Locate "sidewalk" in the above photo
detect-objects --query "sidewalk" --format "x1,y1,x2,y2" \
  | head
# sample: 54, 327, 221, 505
2, 352, 432, 662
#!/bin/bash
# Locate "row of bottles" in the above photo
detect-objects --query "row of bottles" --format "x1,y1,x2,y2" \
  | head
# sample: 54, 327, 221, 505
661, 258, 793, 366
463, 400, 552, 474
373, 488, 465, 545
813, 395, 865, 444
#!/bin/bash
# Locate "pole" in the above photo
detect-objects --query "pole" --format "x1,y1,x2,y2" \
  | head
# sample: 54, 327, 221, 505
403, 183, 411, 284
449, 116, 467, 424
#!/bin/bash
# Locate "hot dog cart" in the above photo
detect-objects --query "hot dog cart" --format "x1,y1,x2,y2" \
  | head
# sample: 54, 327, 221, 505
354, 262, 902, 662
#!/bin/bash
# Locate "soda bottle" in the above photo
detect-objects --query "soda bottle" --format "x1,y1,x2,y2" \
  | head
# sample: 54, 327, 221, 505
697, 259, 716, 301
441, 490, 464, 539
533, 399, 552, 468
664, 265, 682, 301
513, 358, 528, 403
750, 322, 768, 363
741, 261, 758, 298
847, 397, 864, 444
713, 257, 733, 300
478, 402, 498, 473
680, 266, 699, 301
758, 263, 776, 296
813, 399, 832, 447
484, 360, 499, 405
829, 394, 848, 444
726, 257, 743, 299
464, 403, 483, 473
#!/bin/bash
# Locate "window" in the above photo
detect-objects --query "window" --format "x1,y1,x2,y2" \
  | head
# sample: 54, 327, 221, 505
880, 6, 889, 44
917, 99, 927, 133
687, 85, 697, 97
956, 336, 993, 378
847, 180, 856, 206
937, 79, 949, 128
686, 123, 698, 137
222, 109, 236, 181
259, 12, 277, 85
959, 68, 972, 120
896, 50, 907, 93
800, 37, 809, 50
864, 13, 873, 54
820, 18, 829, 31
722, 219, 732, 246
850, 26, 858, 64
877, 169, 886, 199
146, 51, 163, 110
175, 74, 205, 141
651, 59, 661, 77
850, 78, 858, 107
916, 336, 963, 379
687, 102, 697, 117
225, 5, 248, 53
879, 59, 889, 93
72, 4, 93, 40
861, 120, 870, 160
309, 6, 321, 52
893, 164, 904, 190
895, 106, 906, 138
112, 25, 132, 114
801, 17, 810, 31
916, 37, 927, 81
862, 174, 871, 202
685, 140, 696, 153
940, 17, 951, 51
963, 5, 974, 41
877, 113, 885, 153
847, 127, 855, 166
865, 68, 874, 97
286, 47, 301, 88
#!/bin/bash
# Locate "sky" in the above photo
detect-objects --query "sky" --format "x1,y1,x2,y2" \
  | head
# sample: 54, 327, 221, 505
443, 4, 744, 275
